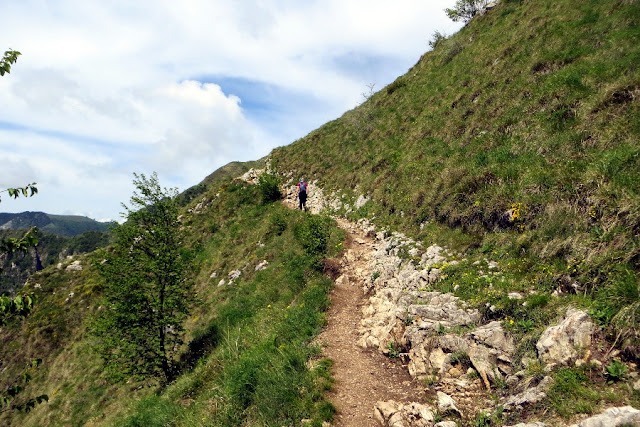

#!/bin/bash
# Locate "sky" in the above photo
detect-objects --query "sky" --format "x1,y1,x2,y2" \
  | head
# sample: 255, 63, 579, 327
1, 0, 462, 222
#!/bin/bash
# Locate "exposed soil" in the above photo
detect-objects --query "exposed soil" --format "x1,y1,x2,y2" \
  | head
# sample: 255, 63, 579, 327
316, 218, 427, 426
280, 196, 427, 425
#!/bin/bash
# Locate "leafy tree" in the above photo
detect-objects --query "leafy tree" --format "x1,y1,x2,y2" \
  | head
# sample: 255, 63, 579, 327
90, 173, 192, 385
445, 0, 490, 23
0, 207, 45, 415
0, 50, 20, 76
0, 182, 39, 320
0, 184, 39, 267
0, 227, 39, 258
0, 183, 38, 203
0, 294, 34, 326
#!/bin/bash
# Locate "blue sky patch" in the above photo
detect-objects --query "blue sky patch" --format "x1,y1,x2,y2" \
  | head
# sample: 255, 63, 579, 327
195, 75, 336, 142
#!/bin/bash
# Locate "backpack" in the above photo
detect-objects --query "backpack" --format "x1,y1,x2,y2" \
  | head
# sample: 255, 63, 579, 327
299, 182, 307, 193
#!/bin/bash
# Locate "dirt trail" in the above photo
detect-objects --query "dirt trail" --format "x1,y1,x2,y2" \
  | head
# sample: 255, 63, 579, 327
279, 195, 426, 425
316, 218, 426, 426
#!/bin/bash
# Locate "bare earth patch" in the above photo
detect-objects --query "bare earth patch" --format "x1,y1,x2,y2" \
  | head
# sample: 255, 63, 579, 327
316, 218, 427, 426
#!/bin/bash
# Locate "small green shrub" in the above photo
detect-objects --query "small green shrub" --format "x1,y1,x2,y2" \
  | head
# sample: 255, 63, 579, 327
270, 212, 288, 236
386, 342, 401, 359
450, 351, 471, 368
258, 173, 282, 204
386, 79, 407, 95
475, 411, 492, 427
605, 360, 628, 383
422, 375, 438, 386
371, 271, 381, 283
443, 40, 464, 64
294, 215, 333, 256
429, 30, 448, 49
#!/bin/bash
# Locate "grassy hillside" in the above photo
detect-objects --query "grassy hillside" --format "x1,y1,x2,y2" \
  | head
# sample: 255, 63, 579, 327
177, 159, 265, 207
2, 0, 639, 425
272, 0, 640, 354
1, 179, 343, 426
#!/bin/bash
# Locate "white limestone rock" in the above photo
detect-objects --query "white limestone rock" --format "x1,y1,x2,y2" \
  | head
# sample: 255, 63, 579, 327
436, 391, 461, 417
255, 260, 269, 271
501, 376, 552, 412
65, 260, 83, 271
536, 308, 595, 367
568, 406, 640, 427
374, 400, 435, 427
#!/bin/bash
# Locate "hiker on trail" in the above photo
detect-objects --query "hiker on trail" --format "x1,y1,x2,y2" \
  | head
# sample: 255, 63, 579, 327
297, 178, 308, 211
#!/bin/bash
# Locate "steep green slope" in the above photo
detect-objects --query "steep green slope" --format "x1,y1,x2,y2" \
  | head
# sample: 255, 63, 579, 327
272, 0, 640, 352
1, 179, 342, 426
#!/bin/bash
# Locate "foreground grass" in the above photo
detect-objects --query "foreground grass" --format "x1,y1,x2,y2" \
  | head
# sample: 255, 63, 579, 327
2, 181, 344, 427
109, 182, 344, 426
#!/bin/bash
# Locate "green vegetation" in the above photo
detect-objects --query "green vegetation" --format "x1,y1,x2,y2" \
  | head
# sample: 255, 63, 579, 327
0, 49, 21, 76
0, 212, 112, 237
2, 0, 640, 424
0, 179, 48, 414
546, 366, 610, 417
428, 30, 448, 50
605, 360, 628, 383
105, 179, 344, 426
1, 177, 344, 426
177, 159, 265, 207
0, 229, 112, 295
257, 172, 282, 204
273, 0, 640, 360
445, 0, 491, 23
0, 294, 34, 326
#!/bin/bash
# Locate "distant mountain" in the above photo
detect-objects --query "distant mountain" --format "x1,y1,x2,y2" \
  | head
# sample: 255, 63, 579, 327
0, 211, 113, 237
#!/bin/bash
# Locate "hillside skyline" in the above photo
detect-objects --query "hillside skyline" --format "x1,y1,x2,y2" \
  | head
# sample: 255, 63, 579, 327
0, 0, 462, 222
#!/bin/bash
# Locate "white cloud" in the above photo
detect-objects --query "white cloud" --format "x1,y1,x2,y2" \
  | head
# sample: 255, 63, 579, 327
0, 0, 462, 221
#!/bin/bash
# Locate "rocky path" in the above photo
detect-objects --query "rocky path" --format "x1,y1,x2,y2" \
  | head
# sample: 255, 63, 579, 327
279, 191, 426, 425
263, 176, 640, 427
316, 218, 426, 426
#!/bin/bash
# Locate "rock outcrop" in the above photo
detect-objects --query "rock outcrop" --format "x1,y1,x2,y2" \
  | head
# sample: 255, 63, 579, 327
374, 400, 435, 427
536, 308, 596, 368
